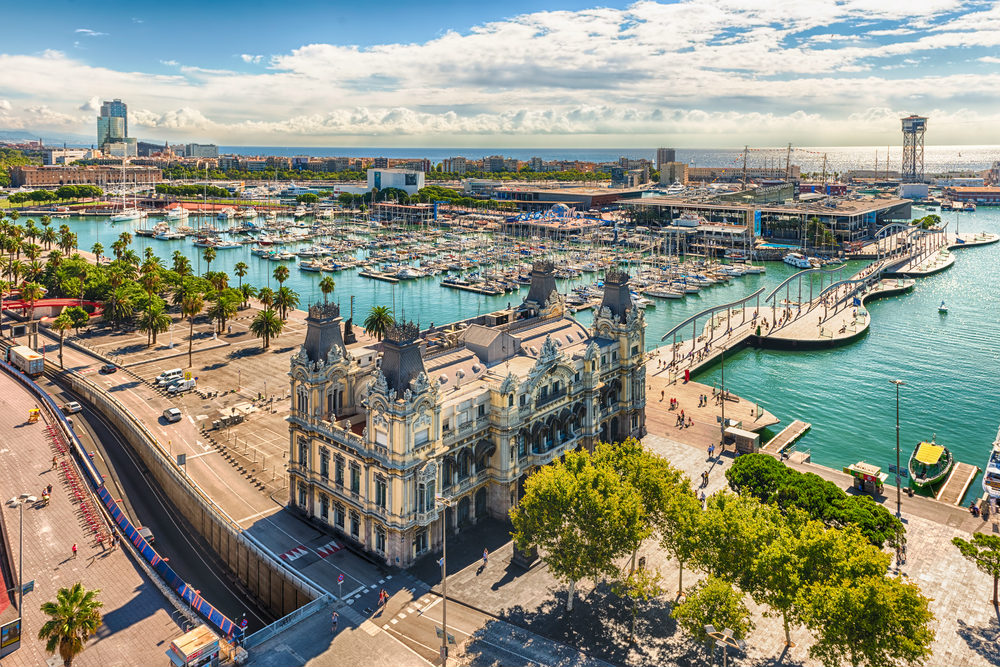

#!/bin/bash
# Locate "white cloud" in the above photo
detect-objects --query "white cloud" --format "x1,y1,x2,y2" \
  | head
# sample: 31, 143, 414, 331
1, 1, 997, 146
979, 56, 1000, 63
74, 28, 107, 37
0, 99, 12, 111
79, 96, 100, 112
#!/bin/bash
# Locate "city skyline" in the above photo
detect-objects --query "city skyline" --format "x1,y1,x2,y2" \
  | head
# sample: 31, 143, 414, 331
1, 1, 1000, 147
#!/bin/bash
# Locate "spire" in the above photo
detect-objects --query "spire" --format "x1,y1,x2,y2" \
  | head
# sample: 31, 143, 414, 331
303, 302, 346, 363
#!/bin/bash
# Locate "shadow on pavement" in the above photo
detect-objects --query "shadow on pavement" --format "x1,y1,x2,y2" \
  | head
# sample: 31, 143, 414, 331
408, 518, 513, 587
956, 615, 1000, 666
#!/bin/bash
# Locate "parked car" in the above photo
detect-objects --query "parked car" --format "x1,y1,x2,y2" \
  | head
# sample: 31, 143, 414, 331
162, 407, 182, 423
167, 379, 196, 394
155, 369, 184, 386
137, 526, 155, 544
99, 363, 117, 374
62, 401, 82, 414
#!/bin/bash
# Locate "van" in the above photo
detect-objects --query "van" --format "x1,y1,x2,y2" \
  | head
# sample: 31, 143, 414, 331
155, 369, 184, 386
167, 379, 196, 394
163, 407, 182, 423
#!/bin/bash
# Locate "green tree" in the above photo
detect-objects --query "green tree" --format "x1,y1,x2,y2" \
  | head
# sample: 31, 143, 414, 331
103, 287, 134, 329
296, 192, 319, 204
52, 310, 74, 368
207, 292, 239, 333
258, 286, 275, 309
953, 533, 1000, 606
239, 283, 257, 308
614, 565, 663, 645
319, 276, 336, 303
202, 246, 216, 274
272, 264, 289, 286
181, 292, 204, 367
672, 576, 754, 643
64, 305, 90, 336
21, 281, 44, 321
804, 575, 934, 667
274, 285, 299, 320
172, 251, 191, 276
137, 300, 171, 347
363, 305, 394, 341
37, 582, 103, 667
233, 261, 249, 288
91, 242, 104, 265
658, 485, 703, 595
250, 308, 283, 349
511, 448, 647, 611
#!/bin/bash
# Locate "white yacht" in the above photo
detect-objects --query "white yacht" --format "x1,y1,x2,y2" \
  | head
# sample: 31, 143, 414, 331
783, 252, 812, 269
165, 205, 189, 220
984, 426, 1000, 500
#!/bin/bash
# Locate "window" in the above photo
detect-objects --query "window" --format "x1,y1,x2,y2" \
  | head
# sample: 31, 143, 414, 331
443, 419, 450, 432
335, 503, 345, 529
540, 385, 548, 399
375, 526, 386, 554
417, 482, 426, 514
601, 355, 606, 365
519, 395, 526, 407
574, 371, 580, 382
414, 529, 428, 555
415, 429, 429, 446
319, 449, 330, 479
350, 464, 361, 495
631, 345, 639, 356
350, 512, 360, 539
297, 482, 307, 507
320, 494, 329, 521
297, 389, 308, 413
298, 438, 309, 468
477, 404, 486, 418
508, 394, 514, 407
335, 456, 345, 487
375, 477, 387, 509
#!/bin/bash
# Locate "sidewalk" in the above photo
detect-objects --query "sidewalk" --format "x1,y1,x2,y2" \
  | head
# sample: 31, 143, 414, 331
0, 370, 186, 667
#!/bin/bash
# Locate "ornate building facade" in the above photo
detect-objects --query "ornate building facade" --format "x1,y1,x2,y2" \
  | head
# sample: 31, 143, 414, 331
287, 262, 646, 566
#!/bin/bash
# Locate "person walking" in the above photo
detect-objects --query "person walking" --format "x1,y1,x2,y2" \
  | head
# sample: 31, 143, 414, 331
71, 543, 78, 559
331, 610, 339, 632
52, 455, 58, 469
482, 548, 489, 567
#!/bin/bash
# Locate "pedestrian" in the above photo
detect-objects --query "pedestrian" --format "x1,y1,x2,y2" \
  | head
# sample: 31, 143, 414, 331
708, 444, 715, 458
331, 610, 339, 631
52, 455, 57, 469
46, 484, 52, 495
71, 543, 78, 559
482, 548, 489, 566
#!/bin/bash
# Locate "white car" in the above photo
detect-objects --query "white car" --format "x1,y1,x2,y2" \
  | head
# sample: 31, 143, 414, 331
162, 407, 182, 423
62, 401, 82, 414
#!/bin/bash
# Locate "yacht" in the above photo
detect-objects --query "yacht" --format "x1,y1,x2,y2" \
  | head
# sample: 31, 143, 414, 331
983, 427, 1000, 500
783, 252, 812, 269
217, 207, 236, 220
165, 205, 189, 220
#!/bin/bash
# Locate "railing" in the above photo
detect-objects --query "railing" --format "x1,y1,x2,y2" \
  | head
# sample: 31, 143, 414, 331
535, 389, 567, 408
244, 594, 335, 649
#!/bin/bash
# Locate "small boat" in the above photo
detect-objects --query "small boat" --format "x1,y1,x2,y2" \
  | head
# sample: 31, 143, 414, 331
907, 436, 954, 489
783, 252, 812, 269
110, 208, 145, 222
983, 427, 1000, 500
938, 300, 948, 313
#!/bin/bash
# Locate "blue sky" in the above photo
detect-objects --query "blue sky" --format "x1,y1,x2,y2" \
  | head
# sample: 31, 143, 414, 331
1, 0, 999, 147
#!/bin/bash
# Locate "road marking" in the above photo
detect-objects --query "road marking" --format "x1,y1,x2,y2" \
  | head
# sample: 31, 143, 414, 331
277, 545, 309, 562
381, 626, 437, 667
187, 416, 195, 424
390, 618, 399, 624
315, 540, 343, 558
187, 451, 215, 460
235, 507, 282, 524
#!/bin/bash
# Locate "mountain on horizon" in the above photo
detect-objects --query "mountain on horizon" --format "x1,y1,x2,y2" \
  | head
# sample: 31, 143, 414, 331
0, 128, 95, 147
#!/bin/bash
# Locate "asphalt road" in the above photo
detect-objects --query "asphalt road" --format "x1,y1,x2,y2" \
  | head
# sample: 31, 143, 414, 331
36, 369, 277, 631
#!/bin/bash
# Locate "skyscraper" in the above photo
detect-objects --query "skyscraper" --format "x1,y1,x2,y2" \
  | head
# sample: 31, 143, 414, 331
97, 98, 128, 148
656, 147, 676, 169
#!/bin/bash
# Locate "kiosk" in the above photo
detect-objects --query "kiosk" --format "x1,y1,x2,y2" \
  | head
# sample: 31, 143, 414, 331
166, 625, 220, 667
844, 462, 887, 496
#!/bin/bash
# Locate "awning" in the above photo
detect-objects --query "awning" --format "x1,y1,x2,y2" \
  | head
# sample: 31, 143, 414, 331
915, 442, 944, 465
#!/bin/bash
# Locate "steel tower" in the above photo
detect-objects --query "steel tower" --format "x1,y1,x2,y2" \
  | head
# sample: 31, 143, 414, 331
900, 115, 927, 183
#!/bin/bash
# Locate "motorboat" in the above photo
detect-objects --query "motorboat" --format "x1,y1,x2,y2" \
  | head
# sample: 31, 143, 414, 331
165, 206, 189, 220
783, 252, 812, 269
907, 436, 954, 489
217, 207, 236, 220
110, 208, 145, 222
983, 427, 1000, 500
938, 300, 948, 313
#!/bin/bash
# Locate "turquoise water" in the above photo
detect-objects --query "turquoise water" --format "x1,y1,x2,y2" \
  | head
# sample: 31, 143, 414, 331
47, 209, 1000, 491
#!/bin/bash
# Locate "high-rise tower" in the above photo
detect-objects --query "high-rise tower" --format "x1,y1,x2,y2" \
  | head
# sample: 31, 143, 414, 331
900, 115, 927, 183
97, 99, 128, 149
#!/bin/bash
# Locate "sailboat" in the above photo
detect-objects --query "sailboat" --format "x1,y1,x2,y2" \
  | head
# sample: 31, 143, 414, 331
110, 158, 145, 222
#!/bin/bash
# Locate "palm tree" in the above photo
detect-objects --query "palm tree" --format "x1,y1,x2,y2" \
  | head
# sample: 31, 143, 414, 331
104, 287, 133, 330
202, 246, 216, 274
58, 231, 77, 255
234, 261, 249, 288
41, 227, 57, 250
137, 302, 171, 347
364, 305, 395, 341
181, 292, 204, 368
53, 310, 74, 368
21, 281, 44, 321
207, 271, 228, 293
274, 285, 299, 321
172, 250, 191, 276
272, 264, 289, 287
37, 582, 103, 667
250, 308, 283, 349
258, 286, 275, 310
239, 283, 257, 308
117, 230, 132, 248
91, 242, 104, 265
319, 276, 336, 303
207, 294, 238, 333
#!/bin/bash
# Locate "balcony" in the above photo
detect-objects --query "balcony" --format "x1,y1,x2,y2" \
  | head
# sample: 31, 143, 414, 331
414, 509, 439, 525
535, 389, 567, 409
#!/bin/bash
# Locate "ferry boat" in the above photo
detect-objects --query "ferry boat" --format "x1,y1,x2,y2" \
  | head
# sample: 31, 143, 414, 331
783, 252, 812, 269
982, 427, 1000, 500
907, 436, 954, 489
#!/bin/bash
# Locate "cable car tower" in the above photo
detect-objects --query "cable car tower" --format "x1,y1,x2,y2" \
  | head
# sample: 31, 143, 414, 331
901, 115, 927, 183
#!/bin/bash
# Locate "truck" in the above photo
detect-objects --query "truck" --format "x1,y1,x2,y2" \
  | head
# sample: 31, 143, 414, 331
9, 345, 44, 377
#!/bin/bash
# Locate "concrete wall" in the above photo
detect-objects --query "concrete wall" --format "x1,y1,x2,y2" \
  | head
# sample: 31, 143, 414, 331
59, 366, 322, 618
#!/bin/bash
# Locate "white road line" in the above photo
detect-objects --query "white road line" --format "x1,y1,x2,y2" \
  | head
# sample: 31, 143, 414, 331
381, 627, 436, 667
235, 507, 283, 524
187, 451, 215, 460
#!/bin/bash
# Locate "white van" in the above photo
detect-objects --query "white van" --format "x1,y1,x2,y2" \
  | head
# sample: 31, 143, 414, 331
155, 369, 184, 386
167, 379, 196, 394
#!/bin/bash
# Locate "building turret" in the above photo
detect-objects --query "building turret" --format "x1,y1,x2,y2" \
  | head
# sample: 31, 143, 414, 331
303, 302, 346, 363
600, 269, 632, 323
380, 321, 425, 394
524, 260, 557, 307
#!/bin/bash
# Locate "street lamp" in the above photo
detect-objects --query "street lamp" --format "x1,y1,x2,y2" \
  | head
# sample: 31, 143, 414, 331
435, 492, 455, 666
719, 346, 726, 448
704, 625, 746, 667
889, 379, 905, 519
8, 493, 37, 621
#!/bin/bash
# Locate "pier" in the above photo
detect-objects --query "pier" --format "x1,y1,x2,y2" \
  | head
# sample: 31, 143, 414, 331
762, 420, 811, 454
936, 462, 980, 505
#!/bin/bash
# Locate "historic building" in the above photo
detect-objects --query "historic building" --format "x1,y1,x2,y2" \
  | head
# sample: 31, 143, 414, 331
286, 262, 647, 566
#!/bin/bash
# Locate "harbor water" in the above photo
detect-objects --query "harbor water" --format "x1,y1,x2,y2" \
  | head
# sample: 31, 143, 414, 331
46, 206, 1000, 492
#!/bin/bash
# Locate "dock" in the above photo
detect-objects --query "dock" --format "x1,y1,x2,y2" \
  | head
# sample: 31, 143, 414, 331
358, 270, 399, 283
762, 419, 811, 454
440, 280, 504, 296
936, 461, 980, 505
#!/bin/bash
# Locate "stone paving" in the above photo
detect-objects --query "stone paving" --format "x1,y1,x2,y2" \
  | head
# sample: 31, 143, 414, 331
0, 370, 186, 667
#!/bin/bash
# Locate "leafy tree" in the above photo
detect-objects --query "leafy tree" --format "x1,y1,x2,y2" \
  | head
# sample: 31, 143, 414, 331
614, 565, 663, 645
274, 285, 299, 320
953, 533, 1000, 606
672, 576, 754, 643
272, 264, 289, 286
511, 448, 646, 611
137, 300, 171, 347
804, 575, 934, 667
181, 292, 204, 367
658, 485, 703, 595
296, 192, 319, 204
319, 276, 336, 302
37, 582, 103, 667
233, 261, 249, 288
65, 305, 90, 336
250, 308, 283, 349
363, 305, 394, 341
52, 310, 74, 368
103, 287, 134, 329
202, 246, 216, 274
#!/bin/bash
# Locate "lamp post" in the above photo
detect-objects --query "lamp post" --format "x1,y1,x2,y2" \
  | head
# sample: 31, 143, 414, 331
435, 492, 455, 666
705, 625, 746, 667
10, 493, 36, 619
889, 379, 905, 519
719, 346, 726, 448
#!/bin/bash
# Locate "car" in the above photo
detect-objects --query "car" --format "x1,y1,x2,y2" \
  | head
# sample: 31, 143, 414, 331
167, 379, 196, 394
62, 401, 82, 414
137, 526, 155, 544
162, 407, 182, 423
99, 363, 117, 374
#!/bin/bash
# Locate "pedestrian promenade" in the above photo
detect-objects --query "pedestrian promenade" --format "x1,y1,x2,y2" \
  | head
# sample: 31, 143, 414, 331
0, 370, 186, 667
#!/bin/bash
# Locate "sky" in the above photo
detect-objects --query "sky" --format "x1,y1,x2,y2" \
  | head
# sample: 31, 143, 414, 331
1, 0, 1000, 148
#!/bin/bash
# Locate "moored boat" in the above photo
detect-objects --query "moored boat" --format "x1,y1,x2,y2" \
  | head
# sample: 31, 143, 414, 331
983, 427, 1000, 500
907, 436, 954, 489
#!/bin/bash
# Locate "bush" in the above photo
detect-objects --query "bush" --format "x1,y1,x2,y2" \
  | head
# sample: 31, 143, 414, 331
672, 576, 754, 642
725, 453, 902, 548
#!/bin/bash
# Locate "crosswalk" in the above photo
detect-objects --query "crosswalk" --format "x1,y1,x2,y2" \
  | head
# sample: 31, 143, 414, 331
277, 545, 309, 561
315, 540, 343, 558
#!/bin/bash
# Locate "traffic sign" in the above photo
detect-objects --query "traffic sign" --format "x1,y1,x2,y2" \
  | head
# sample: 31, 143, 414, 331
337, 573, 344, 584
